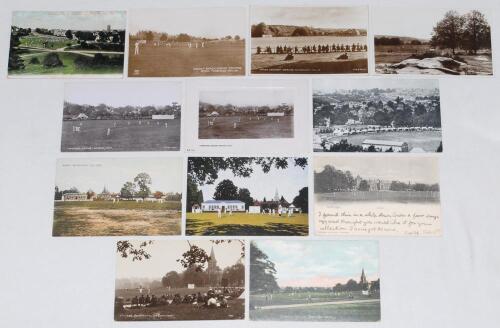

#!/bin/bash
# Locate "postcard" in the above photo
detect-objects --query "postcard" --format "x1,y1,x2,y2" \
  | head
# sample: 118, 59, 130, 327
313, 78, 442, 153
61, 82, 182, 152
115, 239, 245, 321
53, 158, 182, 236
183, 79, 310, 153
8, 11, 126, 77
314, 155, 441, 236
128, 7, 246, 77
373, 7, 493, 75
249, 240, 380, 321
251, 6, 369, 74
186, 157, 309, 236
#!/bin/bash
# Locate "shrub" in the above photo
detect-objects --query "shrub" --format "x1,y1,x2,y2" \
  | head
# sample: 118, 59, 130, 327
29, 57, 40, 64
43, 52, 63, 68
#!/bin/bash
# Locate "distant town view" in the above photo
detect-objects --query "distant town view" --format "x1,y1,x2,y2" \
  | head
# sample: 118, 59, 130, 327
313, 79, 442, 153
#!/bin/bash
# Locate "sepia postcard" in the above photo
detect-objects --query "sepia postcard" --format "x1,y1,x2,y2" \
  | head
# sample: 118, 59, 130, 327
373, 7, 493, 75
61, 82, 182, 152
251, 6, 369, 74
128, 7, 246, 77
250, 240, 380, 321
53, 158, 182, 237
186, 157, 309, 236
8, 11, 126, 77
115, 239, 245, 321
313, 78, 442, 153
314, 155, 441, 236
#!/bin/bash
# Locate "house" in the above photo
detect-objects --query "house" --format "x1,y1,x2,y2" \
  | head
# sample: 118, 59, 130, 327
152, 114, 175, 120
73, 113, 88, 120
362, 139, 409, 152
62, 193, 88, 201
201, 200, 245, 212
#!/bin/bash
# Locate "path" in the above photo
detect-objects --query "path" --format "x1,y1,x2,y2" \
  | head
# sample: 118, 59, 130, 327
256, 299, 379, 310
18, 46, 123, 58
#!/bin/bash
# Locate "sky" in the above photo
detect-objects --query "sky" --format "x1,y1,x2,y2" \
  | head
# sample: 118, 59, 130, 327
373, 7, 492, 40
65, 82, 182, 108
55, 158, 182, 194
313, 78, 439, 93
254, 240, 379, 287
129, 7, 246, 38
251, 6, 368, 29
314, 156, 440, 184
197, 158, 308, 202
12, 11, 126, 30
199, 88, 294, 107
116, 240, 243, 280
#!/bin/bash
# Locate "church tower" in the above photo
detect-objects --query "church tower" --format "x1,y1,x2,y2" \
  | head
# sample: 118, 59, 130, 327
207, 246, 222, 287
360, 268, 369, 290
273, 188, 280, 202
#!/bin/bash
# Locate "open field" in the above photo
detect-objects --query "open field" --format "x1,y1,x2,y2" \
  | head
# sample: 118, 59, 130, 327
199, 115, 293, 139
61, 118, 180, 152
316, 130, 442, 152
186, 212, 308, 236
128, 40, 245, 77
250, 291, 380, 321
53, 200, 181, 236
19, 33, 78, 49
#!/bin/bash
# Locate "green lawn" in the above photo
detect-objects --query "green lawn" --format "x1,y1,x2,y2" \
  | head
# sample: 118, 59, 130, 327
19, 34, 78, 49
186, 212, 309, 236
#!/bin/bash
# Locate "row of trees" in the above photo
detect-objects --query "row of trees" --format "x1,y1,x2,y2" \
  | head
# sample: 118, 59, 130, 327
134, 31, 242, 42
161, 262, 244, 288
251, 22, 365, 38
63, 102, 180, 120
199, 102, 293, 117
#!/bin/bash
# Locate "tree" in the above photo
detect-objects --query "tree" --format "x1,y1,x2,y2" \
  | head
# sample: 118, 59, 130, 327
213, 179, 238, 200
292, 187, 308, 213
292, 27, 309, 37
431, 11, 466, 54
234, 35, 241, 41
237, 188, 254, 209
162, 271, 181, 288
251, 22, 267, 37
250, 242, 279, 293
153, 191, 163, 199
134, 173, 152, 199
221, 262, 245, 287
159, 33, 168, 42
120, 181, 136, 199
144, 31, 154, 42
116, 241, 153, 261
65, 29, 73, 39
43, 52, 63, 68
358, 180, 370, 191
87, 189, 95, 200
463, 11, 491, 54
176, 33, 191, 42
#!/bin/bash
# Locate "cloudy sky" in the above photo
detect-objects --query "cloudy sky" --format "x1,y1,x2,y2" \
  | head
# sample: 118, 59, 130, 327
252, 6, 368, 29
313, 78, 439, 93
314, 156, 440, 184
199, 87, 294, 107
254, 240, 378, 287
373, 7, 492, 40
65, 82, 182, 108
12, 11, 126, 30
196, 158, 308, 203
116, 240, 243, 280
55, 158, 182, 194
129, 7, 246, 38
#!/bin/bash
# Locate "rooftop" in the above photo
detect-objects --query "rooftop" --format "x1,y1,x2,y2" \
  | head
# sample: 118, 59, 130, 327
202, 200, 245, 204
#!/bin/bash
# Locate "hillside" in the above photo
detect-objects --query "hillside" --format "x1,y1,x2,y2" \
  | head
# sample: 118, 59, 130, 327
252, 24, 367, 37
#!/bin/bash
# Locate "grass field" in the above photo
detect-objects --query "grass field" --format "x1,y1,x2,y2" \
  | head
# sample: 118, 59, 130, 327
19, 34, 78, 49
317, 130, 442, 152
199, 115, 293, 139
53, 200, 181, 236
61, 119, 181, 152
250, 291, 380, 321
128, 40, 245, 77
186, 212, 308, 236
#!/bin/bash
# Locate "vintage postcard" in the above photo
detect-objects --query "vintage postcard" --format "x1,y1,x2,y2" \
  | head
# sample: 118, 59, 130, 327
61, 82, 182, 152
128, 7, 246, 77
53, 158, 182, 236
313, 78, 442, 153
199, 88, 294, 139
8, 11, 126, 77
184, 79, 310, 153
250, 240, 380, 321
186, 157, 309, 236
373, 7, 493, 75
115, 239, 245, 321
314, 155, 441, 236
251, 6, 369, 74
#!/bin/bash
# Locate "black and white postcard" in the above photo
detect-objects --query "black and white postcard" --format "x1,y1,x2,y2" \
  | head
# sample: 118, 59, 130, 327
8, 11, 126, 77
61, 82, 182, 152
53, 158, 183, 236
314, 155, 441, 236
250, 240, 380, 321
373, 7, 493, 75
313, 78, 442, 153
251, 6, 369, 74
115, 239, 245, 321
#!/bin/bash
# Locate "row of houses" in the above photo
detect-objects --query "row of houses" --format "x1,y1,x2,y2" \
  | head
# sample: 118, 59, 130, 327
191, 199, 302, 214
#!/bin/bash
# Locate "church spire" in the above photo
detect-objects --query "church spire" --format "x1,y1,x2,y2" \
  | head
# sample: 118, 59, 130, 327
360, 268, 367, 285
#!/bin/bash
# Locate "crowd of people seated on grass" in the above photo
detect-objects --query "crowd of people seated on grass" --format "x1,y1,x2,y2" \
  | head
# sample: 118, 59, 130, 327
116, 287, 244, 310
256, 43, 367, 55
